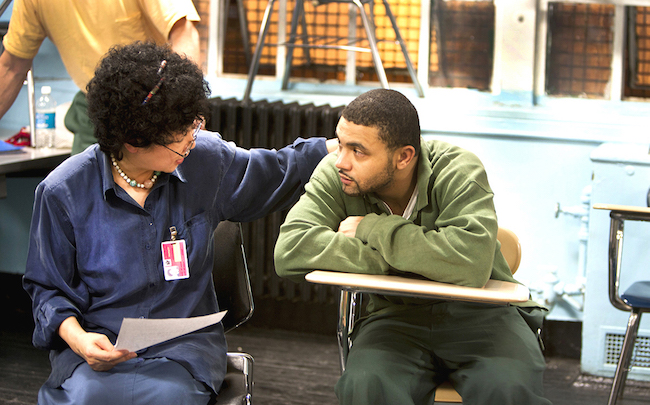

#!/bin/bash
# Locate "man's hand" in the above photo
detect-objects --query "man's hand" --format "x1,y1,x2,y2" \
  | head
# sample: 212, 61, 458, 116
58, 316, 137, 371
338, 216, 364, 237
325, 138, 339, 153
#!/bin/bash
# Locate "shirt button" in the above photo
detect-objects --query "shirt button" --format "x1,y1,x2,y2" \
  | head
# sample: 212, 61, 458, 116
145, 244, 151, 250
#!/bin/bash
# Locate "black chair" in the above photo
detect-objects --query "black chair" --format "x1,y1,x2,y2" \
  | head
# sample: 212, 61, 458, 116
593, 204, 650, 405
212, 221, 254, 405
243, 0, 424, 102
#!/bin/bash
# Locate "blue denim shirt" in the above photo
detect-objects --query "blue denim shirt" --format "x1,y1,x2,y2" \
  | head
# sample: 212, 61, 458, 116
23, 131, 327, 392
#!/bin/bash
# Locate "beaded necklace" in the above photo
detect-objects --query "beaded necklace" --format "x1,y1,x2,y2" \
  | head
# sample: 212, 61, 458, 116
110, 154, 161, 189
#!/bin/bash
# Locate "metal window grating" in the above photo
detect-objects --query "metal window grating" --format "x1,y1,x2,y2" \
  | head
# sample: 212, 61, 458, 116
214, 0, 650, 99
194, 0, 211, 72
222, 0, 420, 84
545, 2, 614, 98
429, 0, 494, 91
283, 1, 362, 82
605, 333, 650, 369
625, 6, 650, 98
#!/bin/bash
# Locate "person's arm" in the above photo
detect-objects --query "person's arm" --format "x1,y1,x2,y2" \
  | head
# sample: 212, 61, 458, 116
207, 136, 330, 222
352, 183, 498, 287
0, 51, 33, 119
274, 155, 392, 283
58, 316, 136, 372
275, 153, 499, 287
168, 17, 200, 64
24, 180, 136, 371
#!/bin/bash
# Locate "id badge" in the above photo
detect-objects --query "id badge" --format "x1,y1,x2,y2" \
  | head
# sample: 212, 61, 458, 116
162, 239, 190, 281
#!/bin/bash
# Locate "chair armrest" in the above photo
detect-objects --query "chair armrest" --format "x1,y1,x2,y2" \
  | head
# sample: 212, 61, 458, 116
305, 271, 529, 305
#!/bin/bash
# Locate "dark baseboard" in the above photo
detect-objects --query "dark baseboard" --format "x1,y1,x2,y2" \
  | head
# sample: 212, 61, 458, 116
541, 318, 582, 359
250, 296, 583, 359
0, 272, 34, 333
245, 296, 338, 335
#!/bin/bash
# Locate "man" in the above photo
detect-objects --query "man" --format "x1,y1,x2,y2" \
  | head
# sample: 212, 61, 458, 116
274, 89, 551, 405
0, 0, 200, 154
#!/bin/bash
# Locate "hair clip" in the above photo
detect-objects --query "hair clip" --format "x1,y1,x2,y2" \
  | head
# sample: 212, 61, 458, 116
142, 60, 167, 105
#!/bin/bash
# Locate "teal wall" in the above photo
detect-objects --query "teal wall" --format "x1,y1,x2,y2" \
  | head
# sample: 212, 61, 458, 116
1, 0, 649, 325
0, 177, 41, 274
0, 2, 78, 275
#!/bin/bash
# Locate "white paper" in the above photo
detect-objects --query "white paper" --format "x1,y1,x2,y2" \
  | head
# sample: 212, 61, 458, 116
114, 311, 227, 352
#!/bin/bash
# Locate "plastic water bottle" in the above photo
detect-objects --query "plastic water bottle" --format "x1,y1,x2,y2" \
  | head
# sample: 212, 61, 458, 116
34, 85, 56, 148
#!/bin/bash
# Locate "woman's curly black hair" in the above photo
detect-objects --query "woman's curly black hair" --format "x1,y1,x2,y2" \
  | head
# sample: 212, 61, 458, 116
86, 41, 210, 159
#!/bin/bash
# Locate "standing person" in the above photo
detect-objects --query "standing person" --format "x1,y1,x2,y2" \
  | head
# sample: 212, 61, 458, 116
23, 41, 337, 405
0, 0, 201, 155
274, 89, 551, 405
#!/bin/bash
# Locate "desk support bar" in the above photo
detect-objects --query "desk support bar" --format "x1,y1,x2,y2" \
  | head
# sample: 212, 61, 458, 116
608, 215, 631, 311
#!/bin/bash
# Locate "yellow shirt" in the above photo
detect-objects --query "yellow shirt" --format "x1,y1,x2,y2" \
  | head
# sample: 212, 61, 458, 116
3, 0, 200, 92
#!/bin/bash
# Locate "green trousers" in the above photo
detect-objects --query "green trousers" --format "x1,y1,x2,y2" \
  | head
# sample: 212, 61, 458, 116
64, 91, 96, 155
335, 302, 551, 405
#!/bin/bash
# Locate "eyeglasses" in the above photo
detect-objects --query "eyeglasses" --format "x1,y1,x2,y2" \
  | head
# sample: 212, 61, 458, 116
162, 118, 203, 158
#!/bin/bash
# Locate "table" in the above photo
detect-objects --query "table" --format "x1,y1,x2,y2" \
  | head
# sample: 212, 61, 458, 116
0, 147, 71, 198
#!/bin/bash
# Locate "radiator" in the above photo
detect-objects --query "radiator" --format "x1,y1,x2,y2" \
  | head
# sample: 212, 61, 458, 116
206, 97, 344, 305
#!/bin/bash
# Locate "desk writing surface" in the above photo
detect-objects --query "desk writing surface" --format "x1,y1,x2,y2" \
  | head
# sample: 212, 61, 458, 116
0, 147, 70, 199
0, 147, 70, 175
593, 203, 650, 215
305, 270, 530, 304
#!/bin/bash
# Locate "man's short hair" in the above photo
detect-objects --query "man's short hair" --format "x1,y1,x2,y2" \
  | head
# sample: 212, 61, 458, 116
86, 41, 210, 159
341, 89, 420, 155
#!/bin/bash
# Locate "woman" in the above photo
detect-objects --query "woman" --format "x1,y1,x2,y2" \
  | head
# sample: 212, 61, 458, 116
23, 41, 335, 405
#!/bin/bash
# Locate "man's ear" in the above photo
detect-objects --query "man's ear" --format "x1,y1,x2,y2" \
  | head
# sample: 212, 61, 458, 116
395, 145, 416, 170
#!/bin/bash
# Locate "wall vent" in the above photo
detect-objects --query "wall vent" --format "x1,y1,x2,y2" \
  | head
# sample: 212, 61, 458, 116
605, 333, 650, 369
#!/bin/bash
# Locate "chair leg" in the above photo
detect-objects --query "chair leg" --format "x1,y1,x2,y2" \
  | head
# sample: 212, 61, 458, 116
381, 0, 424, 97
337, 289, 354, 374
353, 0, 390, 89
608, 309, 642, 405
282, 0, 305, 90
243, 0, 278, 103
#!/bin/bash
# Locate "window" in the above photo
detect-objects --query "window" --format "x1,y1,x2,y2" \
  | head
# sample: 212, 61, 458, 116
206, 0, 650, 102
545, 3, 614, 98
626, 5, 650, 98
429, 0, 494, 91
218, 0, 421, 84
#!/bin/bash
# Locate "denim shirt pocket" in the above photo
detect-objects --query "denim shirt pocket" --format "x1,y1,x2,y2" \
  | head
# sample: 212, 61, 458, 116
174, 212, 212, 271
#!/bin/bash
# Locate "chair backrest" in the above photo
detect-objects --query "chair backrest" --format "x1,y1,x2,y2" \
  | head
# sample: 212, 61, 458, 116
497, 227, 521, 275
212, 221, 254, 333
